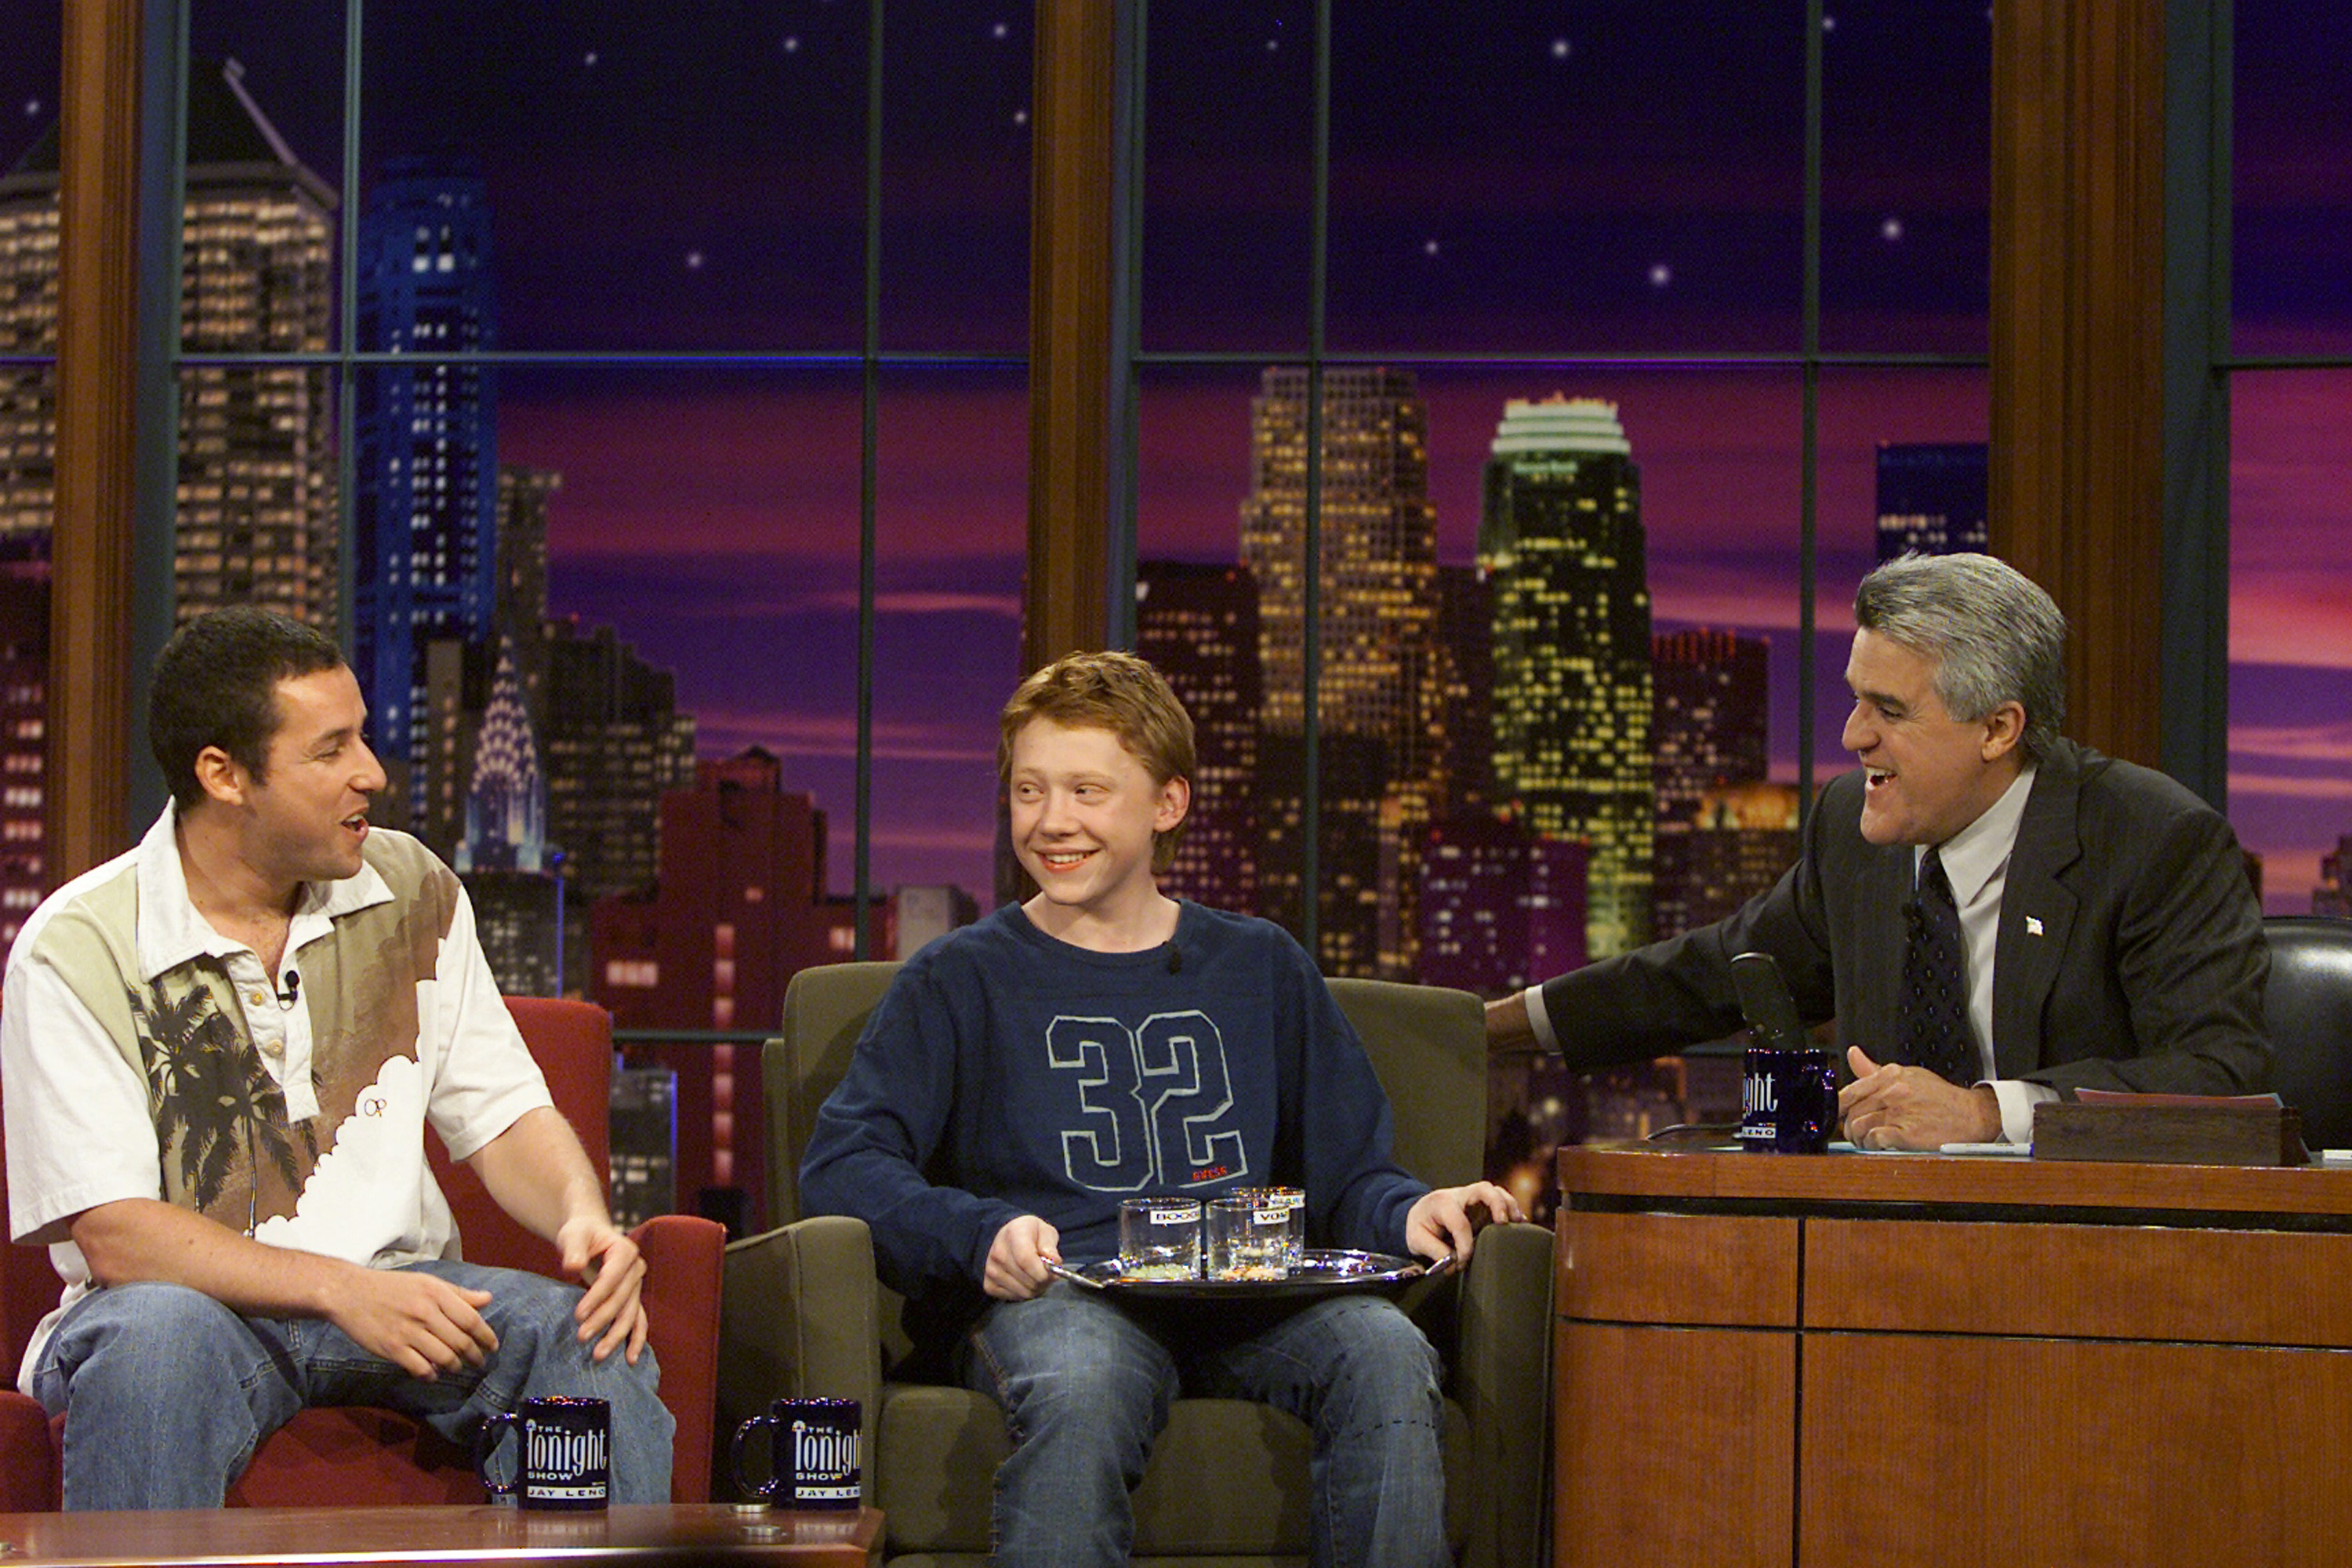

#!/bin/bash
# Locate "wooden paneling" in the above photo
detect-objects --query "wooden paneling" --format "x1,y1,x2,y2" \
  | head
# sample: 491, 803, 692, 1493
1990, 0, 2169, 765
50, 0, 146, 880
1556, 1323, 1793, 1568
1802, 1334, 2352, 1568
1806, 1218, 2352, 1346
0, 1503, 886, 1566
1024, 0, 1116, 671
1558, 1210, 1798, 1329
1558, 1144, 2352, 1219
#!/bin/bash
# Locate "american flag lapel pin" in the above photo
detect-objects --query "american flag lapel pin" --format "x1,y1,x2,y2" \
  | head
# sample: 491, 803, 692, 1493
2025, 916, 2045, 936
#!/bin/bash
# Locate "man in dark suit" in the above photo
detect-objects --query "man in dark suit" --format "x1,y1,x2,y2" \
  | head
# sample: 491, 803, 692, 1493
1486, 552, 2270, 1150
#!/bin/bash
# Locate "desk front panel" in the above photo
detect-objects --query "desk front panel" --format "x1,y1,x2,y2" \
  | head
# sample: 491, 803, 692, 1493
1801, 1334, 2352, 1568
1559, 1210, 1798, 1327
1556, 1322, 1793, 1568
1805, 1217, 2352, 1345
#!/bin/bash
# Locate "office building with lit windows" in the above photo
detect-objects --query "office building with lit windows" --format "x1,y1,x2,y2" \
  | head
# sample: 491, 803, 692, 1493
0, 564, 45, 948
540, 618, 696, 902
1240, 366, 1448, 975
1479, 396, 1653, 958
1, 60, 338, 630
1650, 626, 1772, 938
354, 158, 500, 828
590, 746, 875, 1234
1875, 441, 1989, 561
1135, 558, 1261, 915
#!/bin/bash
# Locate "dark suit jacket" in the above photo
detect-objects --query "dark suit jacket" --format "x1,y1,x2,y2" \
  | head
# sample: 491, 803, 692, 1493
1541, 738, 2272, 1096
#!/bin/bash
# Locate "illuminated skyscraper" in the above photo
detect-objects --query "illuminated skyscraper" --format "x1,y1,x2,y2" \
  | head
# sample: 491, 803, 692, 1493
1415, 814, 1586, 996
459, 637, 545, 876
1479, 397, 1653, 957
541, 619, 697, 902
1135, 559, 1261, 914
1875, 441, 1987, 560
0, 60, 338, 627
0, 564, 45, 947
1239, 367, 1446, 975
1650, 626, 1771, 937
591, 747, 879, 1234
354, 157, 499, 822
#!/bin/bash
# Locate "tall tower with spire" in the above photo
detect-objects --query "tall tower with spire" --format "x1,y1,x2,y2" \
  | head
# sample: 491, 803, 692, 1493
1479, 396, 1653, 958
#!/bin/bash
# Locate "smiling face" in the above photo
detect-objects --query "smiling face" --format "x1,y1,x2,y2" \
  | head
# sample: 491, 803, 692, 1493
1007, 717, 1189, 937
216, 665, 389, 890
1841, 629, 2025, 846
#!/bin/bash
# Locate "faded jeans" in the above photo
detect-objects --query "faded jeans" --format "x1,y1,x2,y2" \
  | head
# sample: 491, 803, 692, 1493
31, 1259, 672, 1511
964, 1283, 1447, 1568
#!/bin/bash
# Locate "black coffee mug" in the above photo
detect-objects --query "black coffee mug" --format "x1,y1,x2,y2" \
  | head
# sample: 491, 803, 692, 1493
475, 1395, 611, 1510
1738, 1045, 1837, 1153
731, 1396, 860, 1509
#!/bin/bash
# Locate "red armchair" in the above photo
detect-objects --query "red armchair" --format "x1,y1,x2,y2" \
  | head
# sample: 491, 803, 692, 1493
1, 995, 723, 1508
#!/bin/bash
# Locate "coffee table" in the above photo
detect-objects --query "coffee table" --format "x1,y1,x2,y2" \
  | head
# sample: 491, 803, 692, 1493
0, 1503, 882, 1566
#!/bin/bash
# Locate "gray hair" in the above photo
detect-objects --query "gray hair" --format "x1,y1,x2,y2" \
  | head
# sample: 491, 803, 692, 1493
1853, 553, 2067, 760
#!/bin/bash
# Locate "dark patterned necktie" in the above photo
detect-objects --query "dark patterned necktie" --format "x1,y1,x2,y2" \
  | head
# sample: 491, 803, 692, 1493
1900, 848, 1979, 1087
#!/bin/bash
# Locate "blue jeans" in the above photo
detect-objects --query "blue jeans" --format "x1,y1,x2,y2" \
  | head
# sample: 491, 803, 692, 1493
964, 1283, 1447, 1568
31, 1259, 673, 1511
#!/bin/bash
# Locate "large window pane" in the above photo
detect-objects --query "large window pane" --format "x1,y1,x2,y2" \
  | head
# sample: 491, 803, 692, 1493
880, 1, 1031, 353
0, 6, 61, 951
1142, 5, 1318, 354
2229, 369, 2352, 915
348, 2, 869, 352
1812, 367, 1991, 760
1326, 5, 1806, 354
1819, 1, 1991, 353
2234, 3, 2352, 355
871, 366, 1026, 904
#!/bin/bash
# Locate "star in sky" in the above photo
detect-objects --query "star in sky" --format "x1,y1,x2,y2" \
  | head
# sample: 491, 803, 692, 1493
1648, 262, 1673, 289
1880, 216, 1904, 241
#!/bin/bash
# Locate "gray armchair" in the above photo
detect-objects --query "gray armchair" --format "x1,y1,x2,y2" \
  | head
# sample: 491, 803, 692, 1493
720, 960, 1553, 1568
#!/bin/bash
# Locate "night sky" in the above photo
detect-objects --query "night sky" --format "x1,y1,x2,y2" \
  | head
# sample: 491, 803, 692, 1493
6, 3, 2347, 910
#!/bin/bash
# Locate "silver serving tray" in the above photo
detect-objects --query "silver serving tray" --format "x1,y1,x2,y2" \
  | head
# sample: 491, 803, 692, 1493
1048, 1247, 1448, 1300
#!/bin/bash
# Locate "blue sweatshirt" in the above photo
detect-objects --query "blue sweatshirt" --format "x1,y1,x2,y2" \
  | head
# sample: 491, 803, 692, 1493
799, 900, 1427, 1343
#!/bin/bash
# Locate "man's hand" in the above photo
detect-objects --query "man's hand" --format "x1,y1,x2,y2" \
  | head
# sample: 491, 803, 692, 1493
1404, 1181, 1526, 1269
557, 1216, 651, 1364
1486, 992, 1538, 1052
325, 1266, 499, 1381
1839, 1046, 2001, 1149
983, 1215, 1060, 1301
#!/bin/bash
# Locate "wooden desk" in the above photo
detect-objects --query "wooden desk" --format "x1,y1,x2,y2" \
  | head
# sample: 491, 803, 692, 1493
0, 1503, 884, 1567
1554, 1143, 2352, 1568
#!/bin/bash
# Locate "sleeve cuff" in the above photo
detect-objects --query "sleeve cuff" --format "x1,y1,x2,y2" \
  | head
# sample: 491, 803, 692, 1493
1991, 1079, 2059, 1145
1523, 984, 1561, 1053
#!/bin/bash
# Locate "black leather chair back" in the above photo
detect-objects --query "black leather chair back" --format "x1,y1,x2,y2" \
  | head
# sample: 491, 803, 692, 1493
2263, 916, 2352, 1152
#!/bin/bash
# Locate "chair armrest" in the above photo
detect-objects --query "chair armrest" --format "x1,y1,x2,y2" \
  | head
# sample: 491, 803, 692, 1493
630, 1212, 726, 1501
1453, 1219, 1555, 1568
716, 1216, 884, 1501
0, 1389, 57, 1511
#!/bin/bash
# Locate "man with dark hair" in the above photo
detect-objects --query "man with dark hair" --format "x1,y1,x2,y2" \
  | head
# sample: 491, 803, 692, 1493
2, 605, 673, 1508
1489, 552, 2270, 1150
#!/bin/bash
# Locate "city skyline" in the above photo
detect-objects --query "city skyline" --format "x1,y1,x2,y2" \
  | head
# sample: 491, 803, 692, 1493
2, 9, 2346, 917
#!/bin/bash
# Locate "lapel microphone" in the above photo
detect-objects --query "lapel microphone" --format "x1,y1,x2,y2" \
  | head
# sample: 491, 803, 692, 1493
1166, 947, 1182, 975
276, 971, 302, 1009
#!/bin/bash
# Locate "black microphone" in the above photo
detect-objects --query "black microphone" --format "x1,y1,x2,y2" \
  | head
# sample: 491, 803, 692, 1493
1166, 947, 1182, 975
276, 971, 301, 1009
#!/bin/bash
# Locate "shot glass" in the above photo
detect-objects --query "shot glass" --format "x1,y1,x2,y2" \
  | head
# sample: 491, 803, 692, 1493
1226, 1186, 1305, 1267
1206, 1191, 1303, 1280
1117, 1196, 1203, 1280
